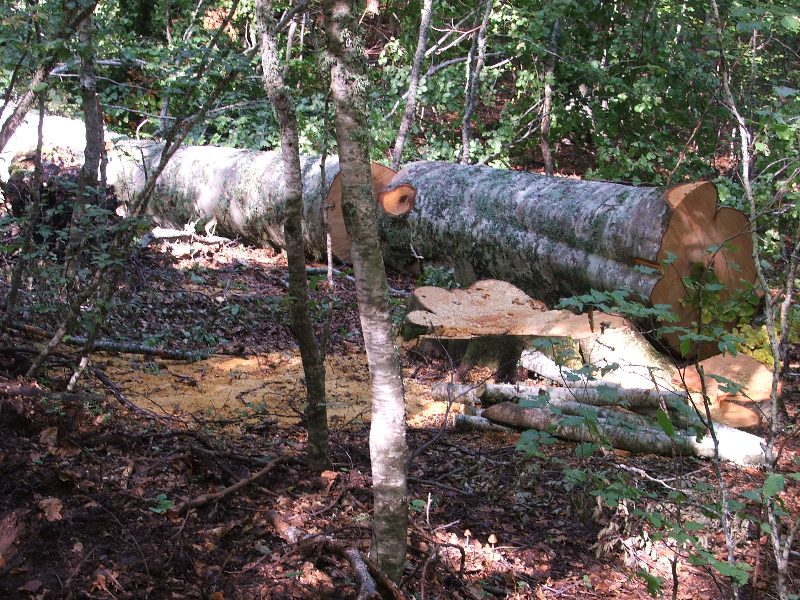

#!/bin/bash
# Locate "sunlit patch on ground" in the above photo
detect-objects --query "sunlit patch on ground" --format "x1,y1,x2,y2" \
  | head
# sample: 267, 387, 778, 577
104, 350, 457, 428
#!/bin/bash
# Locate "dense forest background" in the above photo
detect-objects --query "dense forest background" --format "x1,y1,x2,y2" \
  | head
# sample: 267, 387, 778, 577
3, 0, 798, 189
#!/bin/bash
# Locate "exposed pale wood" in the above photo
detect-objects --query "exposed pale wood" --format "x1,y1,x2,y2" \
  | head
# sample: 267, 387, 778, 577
675, 353, 775, 428
379, 183, 416, 216
406, 280, 560, 337
325, 162, 398, 261
407, 281, 677, 393
677, 353, 777, 404
577, 317, 677, 391
691, 397, 762, 429
652, 183, 757, 354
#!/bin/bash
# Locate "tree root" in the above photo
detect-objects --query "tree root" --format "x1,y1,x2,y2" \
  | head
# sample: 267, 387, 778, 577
265, 510, 406, 600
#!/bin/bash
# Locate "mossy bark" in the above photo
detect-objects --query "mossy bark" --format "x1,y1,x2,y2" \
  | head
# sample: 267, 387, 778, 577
324, 0, 408, 582
256, 0, 329, 472
381, 161, 668, 303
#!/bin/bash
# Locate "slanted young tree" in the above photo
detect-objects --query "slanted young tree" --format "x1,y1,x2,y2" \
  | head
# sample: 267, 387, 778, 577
255, 0, 329, 472
323, 0, 408, 582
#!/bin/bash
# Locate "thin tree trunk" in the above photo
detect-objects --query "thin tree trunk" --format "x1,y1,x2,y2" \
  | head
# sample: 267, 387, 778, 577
540, 18, 561, 176
0, 1, 99, 153
323, 0, 408, 582
458, 0, 492, 164
66, 15, 105, 275
256, 0, 329, 472
0, 96, 46, 333
708, 1, 790, 597
390, 0, 434, 170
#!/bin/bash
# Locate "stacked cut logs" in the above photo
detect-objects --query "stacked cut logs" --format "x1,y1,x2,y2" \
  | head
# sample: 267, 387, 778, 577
408, 280, 768, 466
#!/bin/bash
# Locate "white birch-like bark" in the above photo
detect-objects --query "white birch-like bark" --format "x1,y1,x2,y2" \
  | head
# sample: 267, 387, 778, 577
390, 0, 434, 170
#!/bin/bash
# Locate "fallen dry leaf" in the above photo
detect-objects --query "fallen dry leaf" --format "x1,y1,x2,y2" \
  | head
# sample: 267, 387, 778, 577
0, 509, 25, 560
37, 498, 63, 522
91, 566, 123, 593
38, 427, 58, 449
19, 579, 42, 593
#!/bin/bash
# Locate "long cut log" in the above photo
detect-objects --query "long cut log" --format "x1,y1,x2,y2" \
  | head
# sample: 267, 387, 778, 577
380, 161, 756, 356
482, 401, 766, 466
108, 140, 338, 258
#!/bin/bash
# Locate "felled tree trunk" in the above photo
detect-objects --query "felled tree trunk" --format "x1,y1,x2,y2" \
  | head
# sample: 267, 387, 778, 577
481, 401, 766, 466
380, 161, 756, 355
5, 113, 755, 358
108, 140, 338, 259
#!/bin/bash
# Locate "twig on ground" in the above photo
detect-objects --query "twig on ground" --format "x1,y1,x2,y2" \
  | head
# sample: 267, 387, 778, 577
90, 366, 182, 422
174, 453, 295, 514
409, 476, 473, 496
69, 337, 210, 361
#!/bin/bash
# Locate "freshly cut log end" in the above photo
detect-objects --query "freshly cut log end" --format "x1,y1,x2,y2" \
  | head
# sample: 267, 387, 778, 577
325, 162, 397, 261
651, 182, 757, 356
379, 183, 416, 216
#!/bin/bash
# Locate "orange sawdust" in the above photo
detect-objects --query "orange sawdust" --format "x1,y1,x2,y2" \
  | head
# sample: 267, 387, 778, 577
103, 350, 451, 427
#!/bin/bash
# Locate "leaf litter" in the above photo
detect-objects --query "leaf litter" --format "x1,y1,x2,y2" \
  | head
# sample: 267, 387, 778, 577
0, 234, 797, 599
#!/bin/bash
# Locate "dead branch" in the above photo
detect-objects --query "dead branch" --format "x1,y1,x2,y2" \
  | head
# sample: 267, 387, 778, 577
67, 337, 210, 361
90, 366, 182, 422
174, 454, 295, 515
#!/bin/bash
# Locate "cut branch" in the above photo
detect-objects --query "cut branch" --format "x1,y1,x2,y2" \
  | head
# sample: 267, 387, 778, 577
264, 510, 386, 600
481, 401, 766, 466
174, 454, 294, 514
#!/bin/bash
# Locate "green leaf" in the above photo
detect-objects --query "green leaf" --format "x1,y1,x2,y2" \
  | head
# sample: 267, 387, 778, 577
707, 374, 743, 395
774, 86, 798, 98
740, 489, 762, 501
148, 493, 175, 514
781, 15, 800, 33
655, 409, 675, 438
575, 442, 599, 457
762, 474, 784, 498
636, 569, 663, 598
31, 82, 48, 93
710, 558, 752, 586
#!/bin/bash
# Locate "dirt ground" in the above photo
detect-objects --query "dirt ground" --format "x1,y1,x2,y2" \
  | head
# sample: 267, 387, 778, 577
0, 236, 798, 599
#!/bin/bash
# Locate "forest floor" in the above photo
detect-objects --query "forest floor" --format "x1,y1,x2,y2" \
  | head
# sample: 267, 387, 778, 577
0, 232, 798, 599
